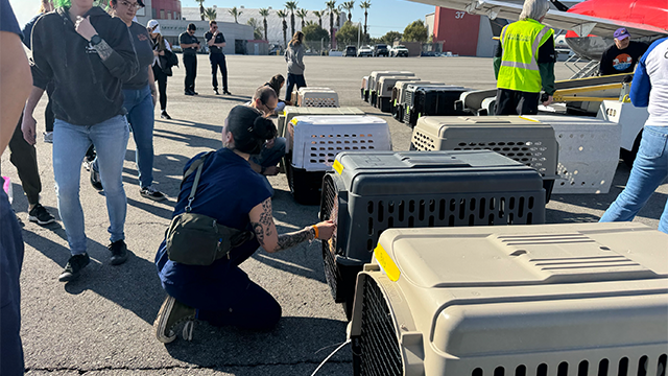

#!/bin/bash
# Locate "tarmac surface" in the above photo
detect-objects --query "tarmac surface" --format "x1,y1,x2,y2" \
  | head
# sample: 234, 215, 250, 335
2, 54, 666, 375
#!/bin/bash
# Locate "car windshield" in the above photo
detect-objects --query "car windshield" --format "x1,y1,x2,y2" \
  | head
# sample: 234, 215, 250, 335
396, 45, 406, 49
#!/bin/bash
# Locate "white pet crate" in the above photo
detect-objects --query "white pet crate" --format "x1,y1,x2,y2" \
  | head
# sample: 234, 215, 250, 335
285, 115, 391, 204
368, 71, 415, 106
524, 115, 621, 194
292, 87, 339, 108
361, 76, 370, 101
350, 222, 668, 376
376, 76, 420, 112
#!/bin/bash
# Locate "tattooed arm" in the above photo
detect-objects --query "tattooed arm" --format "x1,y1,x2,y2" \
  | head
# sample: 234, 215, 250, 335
249, 198, 335, 253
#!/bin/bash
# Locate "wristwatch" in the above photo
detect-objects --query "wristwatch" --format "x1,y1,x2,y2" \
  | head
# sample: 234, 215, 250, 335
90, 34, 102, 46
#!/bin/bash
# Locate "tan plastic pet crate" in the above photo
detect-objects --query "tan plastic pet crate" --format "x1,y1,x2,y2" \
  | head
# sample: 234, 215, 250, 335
376, 76, 420, 113
349, 222, 668, 376
410, 116, 560, 201
368, 71, 415, 106
361, 76, 370, 101
292, 87, 339, 108
278, 106, 365, 152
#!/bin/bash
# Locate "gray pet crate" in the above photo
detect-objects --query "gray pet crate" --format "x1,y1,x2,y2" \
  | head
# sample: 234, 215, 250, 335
319, 150, 546, 318
391, 80, 435, 121
411, 116, 560, 201
403, 85, 470, 126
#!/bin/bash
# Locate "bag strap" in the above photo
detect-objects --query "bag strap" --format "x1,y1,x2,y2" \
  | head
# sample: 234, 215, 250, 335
183, 151, 214, 213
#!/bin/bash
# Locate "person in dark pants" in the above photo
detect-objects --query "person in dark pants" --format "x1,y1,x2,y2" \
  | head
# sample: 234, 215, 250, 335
179, 23, 199, 95
0, 0, 32, 373
148, 19, 172, 119
153, 106, 334, 343
205, 21, 231, 95
493, 0, 555, 115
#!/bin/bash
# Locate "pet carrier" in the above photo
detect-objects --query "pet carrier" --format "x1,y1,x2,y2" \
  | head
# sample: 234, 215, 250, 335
400, 83, 455, 125
392, 81, 437, 121
368, 71, 415, 106
523, 115, 621, 194
285, 115, 391, 205
403, 85, 470, 126
361, 76, 369, 101
349, 222, 668, 376
278, 106, 365, 152
410, 116, 559, 201
376, 76, 420, 113
291, 88, 339, 108
319, 150, 546, 318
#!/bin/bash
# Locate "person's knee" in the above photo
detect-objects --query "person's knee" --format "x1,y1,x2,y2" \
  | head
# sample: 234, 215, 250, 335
257, 299, 282, 330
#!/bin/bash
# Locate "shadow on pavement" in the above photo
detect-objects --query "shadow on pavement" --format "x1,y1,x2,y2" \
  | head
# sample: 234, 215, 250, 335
164, 316, 350, 372
154, 128, 222, 150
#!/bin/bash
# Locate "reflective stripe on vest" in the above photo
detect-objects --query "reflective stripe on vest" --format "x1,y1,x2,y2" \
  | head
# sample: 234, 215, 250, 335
497, 20, 553, 93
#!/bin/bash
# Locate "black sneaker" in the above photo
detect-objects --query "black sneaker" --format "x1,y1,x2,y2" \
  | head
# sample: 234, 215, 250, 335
213, 88, 220, 95
191, 91, 199, 95
154, 295, 196, 343
140, 186, 166, 201
108, 240, 128, 265
160, 111, 172, 120
223, 90, 232, 95
28, 204, 56, 225
184, 91, 194, 96
90, 168, 103, 191
59, 253, 90, 282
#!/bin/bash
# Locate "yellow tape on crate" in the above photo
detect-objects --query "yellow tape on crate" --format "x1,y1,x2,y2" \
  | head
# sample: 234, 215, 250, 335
374, 243, 400, 282
333, 160, 344, 175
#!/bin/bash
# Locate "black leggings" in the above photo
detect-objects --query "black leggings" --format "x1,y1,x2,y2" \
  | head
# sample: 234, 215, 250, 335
152, 64, 168, 111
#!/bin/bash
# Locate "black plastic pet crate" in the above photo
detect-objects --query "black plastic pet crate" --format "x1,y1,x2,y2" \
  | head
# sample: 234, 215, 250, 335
319, 150, 546, 318
403, 85, 470, 127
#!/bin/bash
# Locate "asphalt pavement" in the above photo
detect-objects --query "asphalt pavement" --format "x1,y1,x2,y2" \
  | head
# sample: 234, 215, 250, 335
1, 54, 665, 375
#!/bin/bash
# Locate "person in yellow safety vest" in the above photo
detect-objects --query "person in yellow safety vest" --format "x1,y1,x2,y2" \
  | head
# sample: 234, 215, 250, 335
493, 0, 556, 115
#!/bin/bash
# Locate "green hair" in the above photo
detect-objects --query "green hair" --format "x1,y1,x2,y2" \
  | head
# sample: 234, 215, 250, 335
52, 0, 106, 8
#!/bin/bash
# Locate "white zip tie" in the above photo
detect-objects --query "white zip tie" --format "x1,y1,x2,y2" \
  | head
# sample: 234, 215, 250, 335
310, 339, 351, 376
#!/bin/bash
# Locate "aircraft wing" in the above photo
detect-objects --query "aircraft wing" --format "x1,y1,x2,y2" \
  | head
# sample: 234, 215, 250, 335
408, 0, 668, 38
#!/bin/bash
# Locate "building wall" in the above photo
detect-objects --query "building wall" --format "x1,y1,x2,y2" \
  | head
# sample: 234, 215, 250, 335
433, 7, 481, 56
476, 16, 497, 57
135, 0, 182, 27
148, 19, 254, 55
425, 12, 435, 37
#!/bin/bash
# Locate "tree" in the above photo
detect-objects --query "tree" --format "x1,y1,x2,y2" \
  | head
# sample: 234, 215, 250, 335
228, 6, 242, 23
380, 30, 402, 45
195, 0, 205, 21
285, 1, 298, 37
334, 8, 341, 27
325, 1, 337, 49
342, 1, 355, 22
302, 23, 330, 46
335, 20, 362, 48
296, 9, 309, 29
277, 10, 289, 47
359, 1, 371, 43
312, 10, 324, 28
403, 19, 428, 42
203, 7, 217, 22
259, 8, 270, 42
247, 18, 264, 40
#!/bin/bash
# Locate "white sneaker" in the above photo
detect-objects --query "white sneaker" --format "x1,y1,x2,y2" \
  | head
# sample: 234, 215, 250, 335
43, 132, 53, 143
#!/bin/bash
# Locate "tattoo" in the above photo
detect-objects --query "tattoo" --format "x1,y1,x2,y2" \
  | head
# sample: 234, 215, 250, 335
277, 227, 314, 251
259, 200, 273, 237
252, 222, 264, 245
94, 40, 114, 61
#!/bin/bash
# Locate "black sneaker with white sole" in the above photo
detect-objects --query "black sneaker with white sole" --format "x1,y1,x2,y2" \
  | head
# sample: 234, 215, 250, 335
28, 204, 56, 225
108, 240, 128, 265
59, 253, 90, 282
140, 186, 166, 201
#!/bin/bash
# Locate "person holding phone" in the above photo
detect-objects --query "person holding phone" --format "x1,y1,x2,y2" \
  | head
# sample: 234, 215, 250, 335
179, 23, 200, 95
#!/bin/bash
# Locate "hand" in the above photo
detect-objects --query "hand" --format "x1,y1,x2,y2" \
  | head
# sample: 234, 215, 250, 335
74, 16, 98, 41
313, 220, 335, 240
262, 166, 280, 176
21, 114, 37, 145
265, 138, 275, 149
542, 95, 554, 107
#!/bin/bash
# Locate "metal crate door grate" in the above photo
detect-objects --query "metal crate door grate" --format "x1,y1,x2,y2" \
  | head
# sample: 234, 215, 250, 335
357, 277, 403, 376
321, 175, 340, 299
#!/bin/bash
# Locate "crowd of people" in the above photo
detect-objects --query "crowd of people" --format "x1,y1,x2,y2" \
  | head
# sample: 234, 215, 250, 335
1, 0, 666, 373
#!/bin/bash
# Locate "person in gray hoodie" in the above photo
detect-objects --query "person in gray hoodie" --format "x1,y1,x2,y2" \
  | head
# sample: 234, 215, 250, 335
284, 31, 307, 103
21, 0, 139, 283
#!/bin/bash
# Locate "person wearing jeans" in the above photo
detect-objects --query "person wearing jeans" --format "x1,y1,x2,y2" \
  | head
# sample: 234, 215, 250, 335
22, 0, 139, 282
599, 37, 668, 234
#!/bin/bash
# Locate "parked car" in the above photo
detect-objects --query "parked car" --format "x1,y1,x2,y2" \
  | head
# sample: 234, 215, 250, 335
268, 44, 284, 55
390, 45, 409, 57
373, 44, 389, 57
343, 45, 357, 57
357, 45, 373, 57
171, 45, 183, 53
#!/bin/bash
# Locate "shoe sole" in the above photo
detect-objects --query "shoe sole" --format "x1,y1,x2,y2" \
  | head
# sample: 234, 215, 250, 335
58, 273, 78, 282
140, 193, 167, 202
28, 215, 56, 225
154, 296, 177, 343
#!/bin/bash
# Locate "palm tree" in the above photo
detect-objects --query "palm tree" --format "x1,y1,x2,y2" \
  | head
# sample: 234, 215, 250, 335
326, 1, 337, 48
195, 0, 205, 21
342, 1, 355, 22
258, 8, 270, 42
360, 1, 371, 42
285, 1, 298, 37
334, 7, 341, 27
229, 6, 242, 23
312, 10, 324, 28
277, 10, 289, 47
296, 9, 308, 29
204, 7, 217, 21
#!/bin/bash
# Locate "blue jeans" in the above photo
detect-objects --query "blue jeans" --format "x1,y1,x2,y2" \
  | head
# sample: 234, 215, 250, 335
124, 85, 156, 189
600, 126, 668, 233
285, 73, 307, 103
53, 115, 130, 255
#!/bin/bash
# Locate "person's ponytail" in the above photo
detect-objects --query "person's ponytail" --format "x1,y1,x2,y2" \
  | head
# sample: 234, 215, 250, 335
226, 106, 277, 155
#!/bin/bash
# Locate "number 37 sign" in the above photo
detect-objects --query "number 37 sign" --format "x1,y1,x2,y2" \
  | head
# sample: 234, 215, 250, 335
455, 11, 466, 19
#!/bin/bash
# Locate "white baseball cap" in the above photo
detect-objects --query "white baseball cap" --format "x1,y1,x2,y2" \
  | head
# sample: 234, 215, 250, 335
147, 19, 161, 34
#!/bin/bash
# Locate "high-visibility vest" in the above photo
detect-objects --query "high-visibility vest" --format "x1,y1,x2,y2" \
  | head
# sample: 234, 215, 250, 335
497, 19, 554, 93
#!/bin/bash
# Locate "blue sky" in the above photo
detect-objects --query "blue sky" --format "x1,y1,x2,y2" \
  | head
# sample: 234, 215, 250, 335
10, 0, 436, 37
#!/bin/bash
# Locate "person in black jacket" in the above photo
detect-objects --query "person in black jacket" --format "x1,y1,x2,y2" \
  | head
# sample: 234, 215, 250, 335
21, 0, 139, 282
